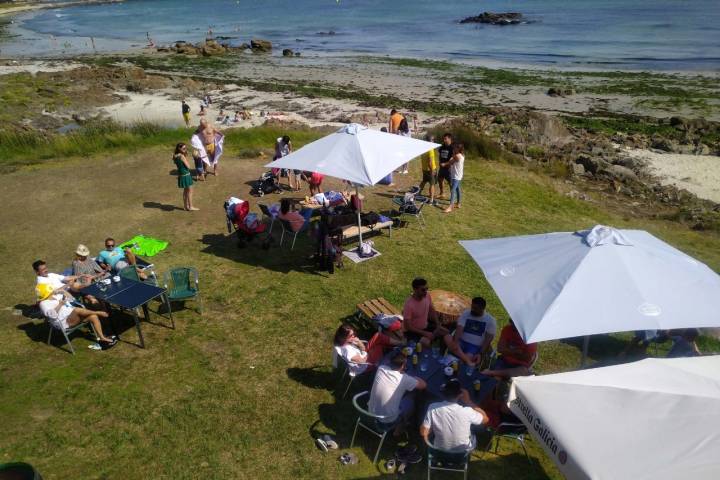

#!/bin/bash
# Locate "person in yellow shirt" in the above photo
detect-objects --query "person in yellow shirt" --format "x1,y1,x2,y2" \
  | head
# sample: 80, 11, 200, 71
419, 134, 438, 204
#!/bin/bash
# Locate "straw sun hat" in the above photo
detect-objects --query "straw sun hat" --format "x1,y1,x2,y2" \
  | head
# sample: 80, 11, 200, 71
75, 244, 91, 256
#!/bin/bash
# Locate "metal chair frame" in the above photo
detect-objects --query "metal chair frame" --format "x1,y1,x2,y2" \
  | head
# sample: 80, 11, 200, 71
399, 199, 427, 229
483, 422, 532, 464
163, 267, 202, 323
278, 218, 301, 250
425, 437, 470, 480
350, 391, 395, 465
47, 319, 98, 355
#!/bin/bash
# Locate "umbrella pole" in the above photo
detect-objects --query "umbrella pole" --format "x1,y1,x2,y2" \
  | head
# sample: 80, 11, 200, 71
581, 335, 590, 367
355, 185, 363, 251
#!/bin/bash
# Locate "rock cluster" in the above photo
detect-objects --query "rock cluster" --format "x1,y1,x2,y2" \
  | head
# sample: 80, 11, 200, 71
459, 12, 526, 25
162, 38, 276, 56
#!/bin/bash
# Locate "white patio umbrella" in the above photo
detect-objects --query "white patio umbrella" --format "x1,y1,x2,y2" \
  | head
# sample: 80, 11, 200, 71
508, 356, 720, 480
459, 225, 720, 358
266, 123, 439, 246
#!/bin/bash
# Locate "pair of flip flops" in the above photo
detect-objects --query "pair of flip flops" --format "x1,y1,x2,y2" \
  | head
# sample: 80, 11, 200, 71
386, 444, 422, 474
315, 434, 339, 452
338, 452, 358, 465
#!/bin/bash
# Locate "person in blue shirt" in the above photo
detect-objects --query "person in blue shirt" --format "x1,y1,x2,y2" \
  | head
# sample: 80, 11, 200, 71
97, 237, 146, 279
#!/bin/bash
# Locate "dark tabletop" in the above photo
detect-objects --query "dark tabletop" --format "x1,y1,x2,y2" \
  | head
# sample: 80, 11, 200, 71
82, 277, 166, 310
395, 349, 497, 404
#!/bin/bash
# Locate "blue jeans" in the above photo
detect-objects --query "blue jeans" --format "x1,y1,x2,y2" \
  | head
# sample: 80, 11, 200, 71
449, 179, 462, 205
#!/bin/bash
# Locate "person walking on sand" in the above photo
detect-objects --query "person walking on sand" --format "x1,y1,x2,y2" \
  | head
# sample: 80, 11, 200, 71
181, 100, 191, 127
443, 143, 464, 213
173, 143, 198, 211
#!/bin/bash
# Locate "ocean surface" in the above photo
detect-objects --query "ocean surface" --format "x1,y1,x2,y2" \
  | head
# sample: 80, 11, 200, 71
4, 0, 720, 71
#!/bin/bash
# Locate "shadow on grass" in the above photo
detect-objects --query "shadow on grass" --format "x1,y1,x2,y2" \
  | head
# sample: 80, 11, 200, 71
198, 233, 329, 276
287, 365, 337, 392
17, 320, 97, 354
561, 334, 629, 367
143, 201, 184, 211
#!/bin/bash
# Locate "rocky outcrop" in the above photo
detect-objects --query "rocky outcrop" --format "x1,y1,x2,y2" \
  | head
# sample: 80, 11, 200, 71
200, 40, 226, 56
282, 48, 294, 57
459, 12, 526, 25
250, 39, 272, 52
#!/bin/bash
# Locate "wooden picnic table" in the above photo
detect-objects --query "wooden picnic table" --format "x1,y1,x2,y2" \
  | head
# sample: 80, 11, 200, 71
356, 297, 400, 321
430, 289, 471, 326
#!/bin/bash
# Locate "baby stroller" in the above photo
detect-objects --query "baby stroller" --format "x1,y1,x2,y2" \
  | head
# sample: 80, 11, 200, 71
224, 198, 268, 248
250, 170, 282, 197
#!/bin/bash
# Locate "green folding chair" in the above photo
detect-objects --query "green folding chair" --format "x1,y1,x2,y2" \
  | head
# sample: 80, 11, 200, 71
163, 267, 203, 317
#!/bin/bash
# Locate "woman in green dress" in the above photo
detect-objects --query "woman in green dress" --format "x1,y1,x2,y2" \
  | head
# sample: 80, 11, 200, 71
174, 143, 198, 211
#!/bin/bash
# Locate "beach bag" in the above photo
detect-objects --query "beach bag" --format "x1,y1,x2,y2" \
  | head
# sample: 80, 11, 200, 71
398, 117, 410, 134
359, 240, 375, 258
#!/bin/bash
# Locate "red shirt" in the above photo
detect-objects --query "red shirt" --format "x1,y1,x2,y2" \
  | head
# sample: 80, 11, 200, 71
366, 332, 393, 366
499, 325, 537, 367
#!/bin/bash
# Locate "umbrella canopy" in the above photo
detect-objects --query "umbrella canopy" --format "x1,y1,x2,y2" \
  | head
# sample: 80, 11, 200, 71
264, 123, 439, 186
508, 356, 720, 479
459, 225, 720, 343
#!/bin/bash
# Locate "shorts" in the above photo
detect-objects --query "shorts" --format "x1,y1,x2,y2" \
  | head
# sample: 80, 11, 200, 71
114, 260, 130, 272
422, 169, 438, 185
459, 340, 482, 356
182, 112, 190, 123
438, 168, 451, 181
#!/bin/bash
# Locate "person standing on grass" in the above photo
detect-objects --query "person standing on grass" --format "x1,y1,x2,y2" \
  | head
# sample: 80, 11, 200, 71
274, 135, 298, 190
437, 133, 453, 199
419, 134, 438, 205
173, 143, 198, 211
191, 118, 223, 178
443, 143, 464, 213
181, 100, 191, 127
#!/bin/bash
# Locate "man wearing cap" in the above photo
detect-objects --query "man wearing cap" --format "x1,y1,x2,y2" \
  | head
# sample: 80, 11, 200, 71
36, 283, 116, 347
421, 379, 489, 453
368, 351, 427, 434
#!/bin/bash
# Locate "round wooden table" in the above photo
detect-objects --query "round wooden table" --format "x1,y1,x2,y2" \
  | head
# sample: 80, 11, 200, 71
430, 289, 471, 325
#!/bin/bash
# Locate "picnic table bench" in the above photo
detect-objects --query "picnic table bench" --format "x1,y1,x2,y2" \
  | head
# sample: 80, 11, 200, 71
341, 221, 393, 242
356, 297, 401, 321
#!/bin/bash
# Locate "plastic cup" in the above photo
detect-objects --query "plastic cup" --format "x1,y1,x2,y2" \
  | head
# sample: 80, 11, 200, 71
474, 380, 481, 391
444, 366, 454, 376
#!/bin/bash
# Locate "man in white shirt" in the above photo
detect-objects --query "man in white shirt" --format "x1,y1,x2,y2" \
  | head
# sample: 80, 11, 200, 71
368, 351, 427, 431
445, 296, 496, 366
421, 379, 488, 453
33, 259, 83, 292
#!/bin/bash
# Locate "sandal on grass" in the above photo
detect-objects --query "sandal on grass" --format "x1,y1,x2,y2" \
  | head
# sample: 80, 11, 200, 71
321, 435, 338, 450
385, 458, 396, 474
338, 452, 358, 465
315, 438, 328, 452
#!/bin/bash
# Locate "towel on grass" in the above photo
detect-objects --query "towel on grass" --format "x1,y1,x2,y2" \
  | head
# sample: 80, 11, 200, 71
120, 235, 168, 257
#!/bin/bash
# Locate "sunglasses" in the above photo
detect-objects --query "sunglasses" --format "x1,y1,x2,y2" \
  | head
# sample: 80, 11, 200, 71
106, 244, 115, 248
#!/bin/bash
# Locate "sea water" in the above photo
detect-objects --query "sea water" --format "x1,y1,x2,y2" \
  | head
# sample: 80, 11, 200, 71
4, 0, 720, 71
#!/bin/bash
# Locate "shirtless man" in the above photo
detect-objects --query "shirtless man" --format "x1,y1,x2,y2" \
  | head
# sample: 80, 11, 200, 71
191, 118, 224, 178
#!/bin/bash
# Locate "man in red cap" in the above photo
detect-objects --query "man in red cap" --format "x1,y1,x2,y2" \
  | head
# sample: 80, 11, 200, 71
366, 319, 406, 365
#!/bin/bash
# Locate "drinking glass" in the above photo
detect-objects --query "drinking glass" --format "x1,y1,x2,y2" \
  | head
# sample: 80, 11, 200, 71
432, 346, 440, 358
420, 361, 428, 373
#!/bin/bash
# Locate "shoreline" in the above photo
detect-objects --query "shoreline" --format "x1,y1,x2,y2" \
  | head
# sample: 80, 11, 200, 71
0, 0, 123, 17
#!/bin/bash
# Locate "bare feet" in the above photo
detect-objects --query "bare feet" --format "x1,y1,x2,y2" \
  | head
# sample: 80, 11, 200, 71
443, 207, 453, 213
189, 207, 200, 211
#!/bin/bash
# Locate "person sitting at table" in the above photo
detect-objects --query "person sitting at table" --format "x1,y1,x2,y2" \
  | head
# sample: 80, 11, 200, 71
402, 278, 449, 347
369, 351, 427, 435
34, 259, 86, 296
420, 378, 489, 453
277, 198, 314, 233
366, 319, 406, 366
667, 328, 702, 358
481, 318, 537, 378
444, 296, 496, 367
333, 324, 370, 375
36, 283, 117, 348
97, 237, 146, 279
70, 244, 107, 306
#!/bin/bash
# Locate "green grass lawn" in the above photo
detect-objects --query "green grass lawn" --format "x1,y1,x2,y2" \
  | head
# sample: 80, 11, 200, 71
1, 127, 719, 479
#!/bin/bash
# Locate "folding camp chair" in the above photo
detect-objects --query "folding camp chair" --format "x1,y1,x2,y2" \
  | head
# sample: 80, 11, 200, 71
163, 267, 202, 322
483, 420, 532, 464
46, 317, 98, 355
258, 203, 277, 238
279, 219, 302, 250
398, 198, 426, 229
350, 391, 396, 465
